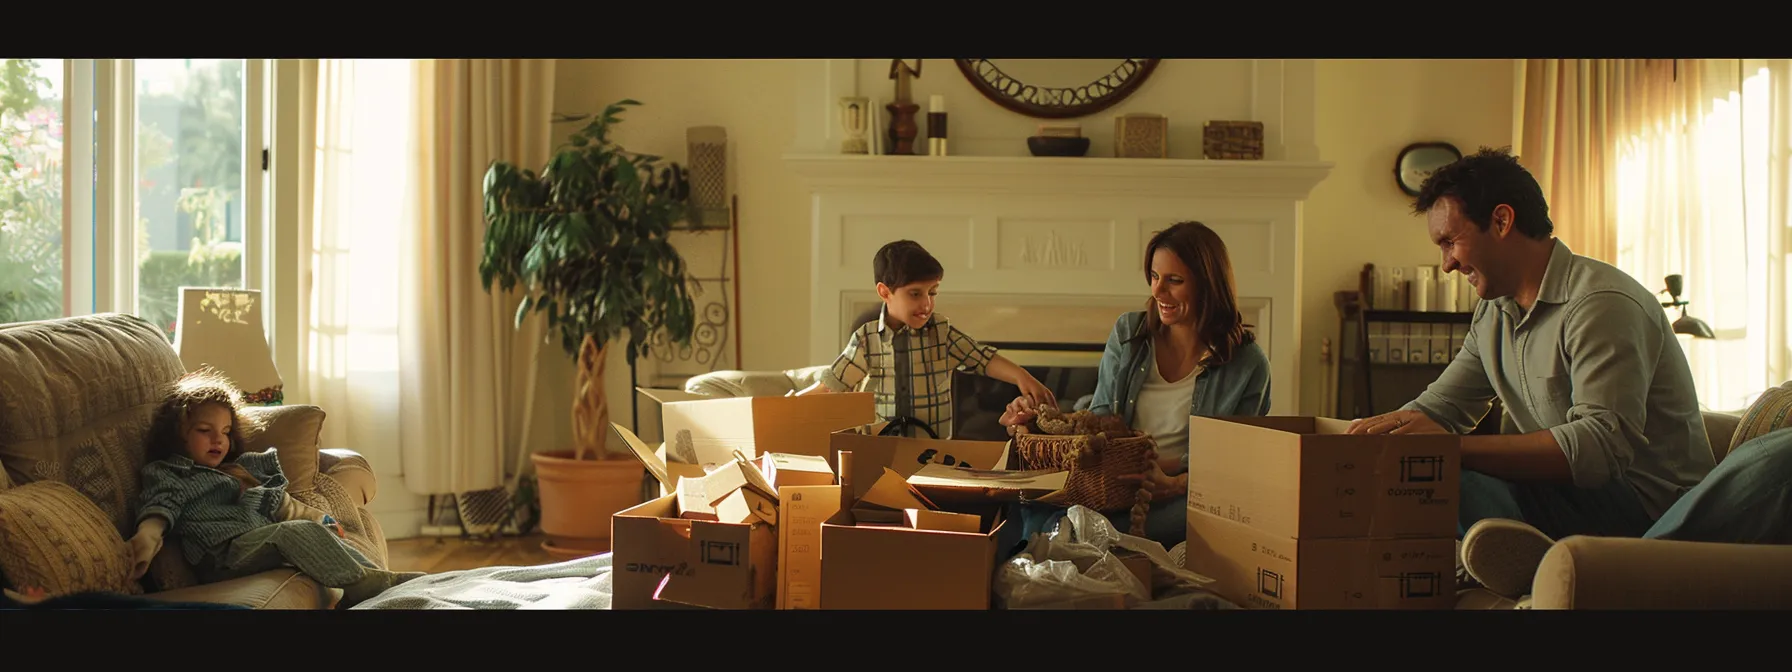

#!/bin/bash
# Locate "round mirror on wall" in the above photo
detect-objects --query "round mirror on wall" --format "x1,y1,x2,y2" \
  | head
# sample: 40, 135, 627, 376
955, 59, 1159, 119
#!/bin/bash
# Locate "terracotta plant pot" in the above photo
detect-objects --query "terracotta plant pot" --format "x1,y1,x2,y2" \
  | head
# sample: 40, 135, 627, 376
531, 450, 644, 557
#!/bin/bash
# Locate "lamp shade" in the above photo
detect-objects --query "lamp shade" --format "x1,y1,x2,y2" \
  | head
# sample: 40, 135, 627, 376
172, 287, 283, 405
1674, 314, 1716, 339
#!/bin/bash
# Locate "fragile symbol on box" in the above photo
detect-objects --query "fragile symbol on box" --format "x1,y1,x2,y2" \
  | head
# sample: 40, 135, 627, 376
1400, 455, 1444, 482
701, 540, 741, 566
1397, 571, 1441, 598
1257, 568, 1284, 599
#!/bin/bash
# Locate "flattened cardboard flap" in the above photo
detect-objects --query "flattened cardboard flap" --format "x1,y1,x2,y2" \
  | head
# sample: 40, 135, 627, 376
858, 467, 937, 513
613, 422, 672, 490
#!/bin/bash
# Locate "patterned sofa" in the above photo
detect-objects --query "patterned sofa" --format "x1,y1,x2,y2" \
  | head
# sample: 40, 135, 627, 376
0, 313, 387, 608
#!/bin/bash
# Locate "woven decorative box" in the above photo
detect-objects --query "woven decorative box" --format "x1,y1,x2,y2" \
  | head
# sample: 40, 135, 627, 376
1202, 120, 1264, 160
1114, 113, 1168, 158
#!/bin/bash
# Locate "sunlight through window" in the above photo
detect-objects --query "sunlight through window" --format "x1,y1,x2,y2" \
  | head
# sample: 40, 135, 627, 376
1614, 65, 1778, 411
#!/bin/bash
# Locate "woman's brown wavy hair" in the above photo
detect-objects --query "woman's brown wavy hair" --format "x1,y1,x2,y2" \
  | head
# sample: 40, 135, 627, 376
145, 367, 258, 464
1138, 221, 1255, 365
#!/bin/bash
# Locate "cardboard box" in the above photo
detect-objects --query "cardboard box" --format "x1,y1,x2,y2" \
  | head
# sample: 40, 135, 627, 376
1184, 509, 1455, 610
762, 452, 836, 490
659, 392, 875, 469
777, 485, 840, 610
1187, 416, 1461, 539
611, 495, 777, 610
820, 506, 1005, 610
635, 387, 710, 445
817, 439, 1057, 610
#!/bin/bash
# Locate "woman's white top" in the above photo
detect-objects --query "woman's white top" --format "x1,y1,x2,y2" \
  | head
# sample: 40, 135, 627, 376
1133, 355, 1202, 471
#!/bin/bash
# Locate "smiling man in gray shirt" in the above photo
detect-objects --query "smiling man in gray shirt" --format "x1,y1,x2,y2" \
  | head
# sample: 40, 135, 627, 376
1348, 147, 1714, 541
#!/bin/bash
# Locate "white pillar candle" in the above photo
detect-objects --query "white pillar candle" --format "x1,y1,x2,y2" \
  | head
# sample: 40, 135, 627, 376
930, 94, 945, 113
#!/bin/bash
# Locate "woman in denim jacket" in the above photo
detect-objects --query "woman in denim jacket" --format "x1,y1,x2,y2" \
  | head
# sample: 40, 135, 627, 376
1000, 221, 1272, 548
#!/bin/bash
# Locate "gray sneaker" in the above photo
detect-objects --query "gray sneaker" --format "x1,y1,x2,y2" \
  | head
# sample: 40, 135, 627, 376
1461, 518, 1556, 599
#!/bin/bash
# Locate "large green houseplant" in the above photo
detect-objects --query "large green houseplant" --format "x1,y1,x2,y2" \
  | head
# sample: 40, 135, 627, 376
481, 98, 697, 456
479, 99, 698, 553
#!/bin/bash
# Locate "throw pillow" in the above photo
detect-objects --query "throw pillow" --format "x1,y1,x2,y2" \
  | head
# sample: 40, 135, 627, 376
1731, 380, 1792, 457
0, 480, 143, 597
240, 404, 326, 494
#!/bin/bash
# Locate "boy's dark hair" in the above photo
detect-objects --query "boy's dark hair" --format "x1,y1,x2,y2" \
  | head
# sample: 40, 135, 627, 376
873, 240, 943, 289
145, 367, 257, 464
1412, 146, 1554, 240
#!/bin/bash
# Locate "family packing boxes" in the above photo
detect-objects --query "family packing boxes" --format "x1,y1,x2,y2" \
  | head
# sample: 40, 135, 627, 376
820, 429, 1064, 610
1182, 416, 1461, 610
609, 390, 874, 610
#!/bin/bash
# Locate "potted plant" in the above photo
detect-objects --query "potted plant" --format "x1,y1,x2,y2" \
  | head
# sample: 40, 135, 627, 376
479, 99, 698, 554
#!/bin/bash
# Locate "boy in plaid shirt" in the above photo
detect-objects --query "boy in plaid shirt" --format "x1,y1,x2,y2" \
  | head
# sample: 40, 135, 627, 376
799, 240, 1056, 438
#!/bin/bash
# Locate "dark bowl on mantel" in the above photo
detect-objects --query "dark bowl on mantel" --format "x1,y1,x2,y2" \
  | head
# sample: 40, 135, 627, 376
1027, 135, 1090, 157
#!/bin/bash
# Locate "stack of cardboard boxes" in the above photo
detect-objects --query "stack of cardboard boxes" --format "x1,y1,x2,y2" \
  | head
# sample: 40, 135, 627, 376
1182, 416, 1462, 609
609, 389, 1067, 610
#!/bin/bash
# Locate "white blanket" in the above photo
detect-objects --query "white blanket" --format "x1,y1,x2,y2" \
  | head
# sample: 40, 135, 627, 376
351, 554, 616, 610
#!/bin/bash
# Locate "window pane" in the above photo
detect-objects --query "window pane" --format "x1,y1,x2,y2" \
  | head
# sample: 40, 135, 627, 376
0, 58, 65, 323
135, 59, 246, 341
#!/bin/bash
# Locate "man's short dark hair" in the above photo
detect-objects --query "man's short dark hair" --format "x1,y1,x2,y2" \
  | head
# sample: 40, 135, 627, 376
873, 240, 943, 289
1412, 146, 1554, 240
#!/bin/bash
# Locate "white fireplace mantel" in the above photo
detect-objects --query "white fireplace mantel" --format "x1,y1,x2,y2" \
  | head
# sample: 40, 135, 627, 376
781, 154, 1333, 200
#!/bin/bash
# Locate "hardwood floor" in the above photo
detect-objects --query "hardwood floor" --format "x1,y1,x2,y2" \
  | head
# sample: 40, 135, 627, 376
386, 534, 569, 573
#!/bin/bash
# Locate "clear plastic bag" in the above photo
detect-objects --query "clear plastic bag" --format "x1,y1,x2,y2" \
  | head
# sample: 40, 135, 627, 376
995, 505, 1224, 609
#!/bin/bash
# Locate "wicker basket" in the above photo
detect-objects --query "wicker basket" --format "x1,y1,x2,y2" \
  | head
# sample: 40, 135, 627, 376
1009, 424, 1155, 524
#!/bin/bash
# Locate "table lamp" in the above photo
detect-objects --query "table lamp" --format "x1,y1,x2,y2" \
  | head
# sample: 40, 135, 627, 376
1660, 274, 1716, 340
172, 287, 284, 405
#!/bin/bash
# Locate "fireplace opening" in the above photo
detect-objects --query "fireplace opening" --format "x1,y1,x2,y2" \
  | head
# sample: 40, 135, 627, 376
952, 341, 1104, 442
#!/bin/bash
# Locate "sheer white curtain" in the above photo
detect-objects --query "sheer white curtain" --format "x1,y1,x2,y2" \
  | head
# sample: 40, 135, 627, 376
1613, 59, 1792, 411
304, 59, 416, 469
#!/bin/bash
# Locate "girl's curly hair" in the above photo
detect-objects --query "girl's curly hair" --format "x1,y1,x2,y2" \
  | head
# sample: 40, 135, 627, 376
145, 367, 260, 464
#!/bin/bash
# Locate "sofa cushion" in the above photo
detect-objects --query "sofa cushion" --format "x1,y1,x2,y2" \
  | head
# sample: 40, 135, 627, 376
0, 480, 143, 597
145, 568, 331, 609
0, 313, 186, 535
240, 404, 326, 494
1731, 380, 1792, 459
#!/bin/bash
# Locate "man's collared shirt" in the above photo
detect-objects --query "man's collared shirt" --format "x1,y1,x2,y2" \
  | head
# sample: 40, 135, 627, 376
1404, 239, 1715, 518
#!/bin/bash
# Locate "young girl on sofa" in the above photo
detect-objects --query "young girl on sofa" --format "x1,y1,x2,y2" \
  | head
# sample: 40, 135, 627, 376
127, 368, 425, 609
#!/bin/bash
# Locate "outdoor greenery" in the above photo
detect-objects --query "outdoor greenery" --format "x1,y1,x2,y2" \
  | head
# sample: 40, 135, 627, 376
0, 58, 244, 339
0, 60, 61, 324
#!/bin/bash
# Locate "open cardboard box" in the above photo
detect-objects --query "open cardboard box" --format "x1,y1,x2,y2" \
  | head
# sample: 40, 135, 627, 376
635, 387, 710, 445
610, 422, 777, 609
653, 390, 875, 469
818, 432, 1069, 610
1186, 416, 1462, 540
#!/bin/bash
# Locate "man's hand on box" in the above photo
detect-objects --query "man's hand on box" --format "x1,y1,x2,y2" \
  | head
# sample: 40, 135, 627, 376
1345, 409, 1447, 435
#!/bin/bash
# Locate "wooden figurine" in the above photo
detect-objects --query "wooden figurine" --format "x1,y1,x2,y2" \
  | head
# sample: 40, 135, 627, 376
887, 59, 922, 155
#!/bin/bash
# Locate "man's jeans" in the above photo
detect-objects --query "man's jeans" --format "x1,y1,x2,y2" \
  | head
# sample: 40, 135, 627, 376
1643, 426, 1792, 543
1458, 470, 1655, 540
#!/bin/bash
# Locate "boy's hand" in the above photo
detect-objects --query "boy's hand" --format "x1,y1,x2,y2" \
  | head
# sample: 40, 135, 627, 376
998, 395, 1039, 427
1014, 377, 1057, 411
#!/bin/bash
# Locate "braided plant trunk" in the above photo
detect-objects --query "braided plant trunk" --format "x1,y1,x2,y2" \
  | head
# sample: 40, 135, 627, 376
572, 334, 611, 461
